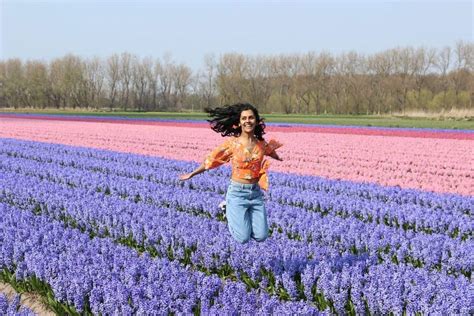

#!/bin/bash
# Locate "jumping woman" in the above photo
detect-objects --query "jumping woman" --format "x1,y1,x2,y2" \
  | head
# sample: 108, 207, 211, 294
179, 103, 283, 244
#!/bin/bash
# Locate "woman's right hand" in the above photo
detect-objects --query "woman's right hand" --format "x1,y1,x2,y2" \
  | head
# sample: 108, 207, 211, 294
179, 163, 206, 181
179, 173, 193, 181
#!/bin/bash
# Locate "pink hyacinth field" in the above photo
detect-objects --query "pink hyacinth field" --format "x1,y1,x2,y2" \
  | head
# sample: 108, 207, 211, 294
1, 115, 472, 196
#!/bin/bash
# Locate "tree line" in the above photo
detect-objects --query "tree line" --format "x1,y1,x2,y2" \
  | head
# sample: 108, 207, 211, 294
0, 41, 472, 114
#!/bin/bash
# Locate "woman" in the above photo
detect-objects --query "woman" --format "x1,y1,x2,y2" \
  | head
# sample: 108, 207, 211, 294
179, 103, 283, 244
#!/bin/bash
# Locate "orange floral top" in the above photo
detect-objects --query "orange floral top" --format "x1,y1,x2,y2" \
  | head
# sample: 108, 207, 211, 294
204, 138, 283, 191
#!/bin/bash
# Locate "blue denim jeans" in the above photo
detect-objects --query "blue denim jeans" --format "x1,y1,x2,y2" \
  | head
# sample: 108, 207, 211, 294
225, 180, 269, 244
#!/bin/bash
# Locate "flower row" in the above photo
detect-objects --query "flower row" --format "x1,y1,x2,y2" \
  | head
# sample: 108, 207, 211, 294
1, 139, 471, 240
0, 118, 472, 195
0, 203, 321, 315
2, 113, 473, 139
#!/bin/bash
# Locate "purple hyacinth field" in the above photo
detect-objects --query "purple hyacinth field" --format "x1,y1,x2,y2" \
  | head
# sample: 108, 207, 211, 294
0, 131, 473, 314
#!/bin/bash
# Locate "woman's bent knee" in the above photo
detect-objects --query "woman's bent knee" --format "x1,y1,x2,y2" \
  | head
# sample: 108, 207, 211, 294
252, 231, 268, 242
230, 230, 251, 244
234, 235, 251, 244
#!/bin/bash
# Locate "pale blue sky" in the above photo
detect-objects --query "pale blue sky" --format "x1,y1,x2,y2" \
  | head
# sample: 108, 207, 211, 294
1, 0, 472, 70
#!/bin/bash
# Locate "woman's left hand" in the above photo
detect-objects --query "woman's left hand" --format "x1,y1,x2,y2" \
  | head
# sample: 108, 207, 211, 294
273, 154, 283, 161
269, 151, 283, 161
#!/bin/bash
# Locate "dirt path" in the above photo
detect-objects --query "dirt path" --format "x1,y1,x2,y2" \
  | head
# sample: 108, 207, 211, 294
0, 282, 55, 315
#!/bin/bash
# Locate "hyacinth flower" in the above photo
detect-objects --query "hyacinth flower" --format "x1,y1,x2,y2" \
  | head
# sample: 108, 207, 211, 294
0, 294, 35, 316
0, 203, 324, 315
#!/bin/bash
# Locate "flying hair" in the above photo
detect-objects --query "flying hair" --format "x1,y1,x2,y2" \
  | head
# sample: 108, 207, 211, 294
204, 103, 266, 140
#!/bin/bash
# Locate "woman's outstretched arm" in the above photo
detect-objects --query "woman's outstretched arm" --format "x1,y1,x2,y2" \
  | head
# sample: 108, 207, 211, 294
264, 139, 283, 161
179, 139, 233, 181
179, 163, 206, 181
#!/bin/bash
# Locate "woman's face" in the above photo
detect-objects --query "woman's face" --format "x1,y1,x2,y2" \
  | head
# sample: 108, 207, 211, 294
239, 109, 257, 134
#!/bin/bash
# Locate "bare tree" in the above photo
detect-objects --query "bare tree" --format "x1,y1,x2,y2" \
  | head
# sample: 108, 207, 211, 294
118, 52, 134, 110
242, 56, 273, 112
84, 57, 105, 109
434, 46, 453, 108
2, 59, 26, 109
368, 50, 396, 114
131, 56, 153, 111
453, 41, 471, 96
156, 55, 174, 110
412, 47, 437, 109
195, 54, 217, 110
313, 52, 335, 114
171, 63, 192, 110
106, 54, 120, 110
22, 61, 48, 108
333, 51, 365, 114
143, 57, 156, 111
270, 54, 300, 114
61, 54, 88, 109
216, 53, 249, 104
392, 47, 416, 113
0, 61, 6, 107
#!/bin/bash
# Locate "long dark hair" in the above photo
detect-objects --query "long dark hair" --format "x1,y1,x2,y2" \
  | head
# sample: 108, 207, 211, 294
204, 103, 266, 140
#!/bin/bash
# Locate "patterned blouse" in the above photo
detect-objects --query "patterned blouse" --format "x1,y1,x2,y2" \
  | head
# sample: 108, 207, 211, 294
204, 138, 283, 191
